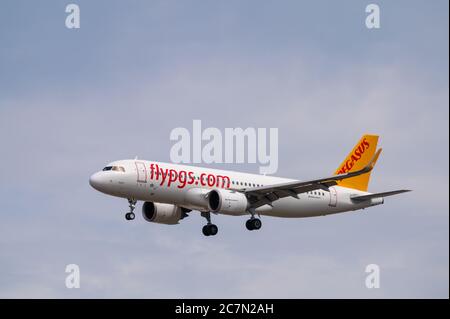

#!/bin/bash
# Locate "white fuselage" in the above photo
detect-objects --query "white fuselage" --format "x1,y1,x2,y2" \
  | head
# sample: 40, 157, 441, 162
89, 160, 383, 218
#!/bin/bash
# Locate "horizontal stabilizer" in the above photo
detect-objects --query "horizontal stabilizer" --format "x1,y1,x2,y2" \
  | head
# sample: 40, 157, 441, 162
351, 190, 411, 202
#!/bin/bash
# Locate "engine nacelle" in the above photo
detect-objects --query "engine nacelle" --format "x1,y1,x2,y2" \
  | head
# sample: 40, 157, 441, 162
142, 202, 183, 225
208, 189, 249, 215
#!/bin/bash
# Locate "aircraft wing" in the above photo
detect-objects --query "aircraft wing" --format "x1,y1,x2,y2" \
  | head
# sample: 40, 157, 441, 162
243, 149, 382, 209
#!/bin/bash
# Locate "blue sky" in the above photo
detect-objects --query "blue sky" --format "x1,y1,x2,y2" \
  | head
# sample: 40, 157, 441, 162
0, 0, 448, 298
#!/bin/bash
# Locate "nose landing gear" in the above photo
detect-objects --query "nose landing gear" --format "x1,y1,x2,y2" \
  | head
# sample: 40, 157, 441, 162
125, 198, 137, 221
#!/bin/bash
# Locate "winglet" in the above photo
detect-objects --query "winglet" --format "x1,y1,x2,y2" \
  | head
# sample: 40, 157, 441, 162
367, 148, 382, 171
337, 148, 381, 178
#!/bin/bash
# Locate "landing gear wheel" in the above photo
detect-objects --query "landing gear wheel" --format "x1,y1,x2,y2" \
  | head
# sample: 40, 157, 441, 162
202, 225, 210, 236
202, 224, 218, 236
246, 218, 262, 231
125, 212, 135, 221
252, 218, 261, 230
208, 224, 218, 236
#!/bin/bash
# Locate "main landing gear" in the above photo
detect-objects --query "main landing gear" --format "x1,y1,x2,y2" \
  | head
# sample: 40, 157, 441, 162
246, 210, 262, 231
125, 198, 137, 221
201, 212, 218, 236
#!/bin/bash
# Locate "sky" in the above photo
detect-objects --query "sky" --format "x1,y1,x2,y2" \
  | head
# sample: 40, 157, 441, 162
0, 0, 448, 298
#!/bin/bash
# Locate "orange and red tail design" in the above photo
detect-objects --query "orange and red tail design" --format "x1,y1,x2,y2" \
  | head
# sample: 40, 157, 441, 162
334, 135, 380, 191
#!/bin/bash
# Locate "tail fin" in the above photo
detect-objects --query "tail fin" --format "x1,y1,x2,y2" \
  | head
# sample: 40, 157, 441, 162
334, 135, 380, 191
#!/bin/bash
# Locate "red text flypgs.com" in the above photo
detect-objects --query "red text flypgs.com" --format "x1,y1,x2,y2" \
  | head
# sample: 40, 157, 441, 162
150, 163, 231, 189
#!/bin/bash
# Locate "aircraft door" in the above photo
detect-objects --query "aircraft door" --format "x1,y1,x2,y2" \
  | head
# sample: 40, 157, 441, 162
135, 161, 147, 183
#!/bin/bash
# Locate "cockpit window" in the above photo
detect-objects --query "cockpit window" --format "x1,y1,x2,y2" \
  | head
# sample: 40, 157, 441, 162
102, 166, 125, 172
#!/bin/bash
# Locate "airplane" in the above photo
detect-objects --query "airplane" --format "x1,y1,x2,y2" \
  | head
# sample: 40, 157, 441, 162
89, 135, 410, 236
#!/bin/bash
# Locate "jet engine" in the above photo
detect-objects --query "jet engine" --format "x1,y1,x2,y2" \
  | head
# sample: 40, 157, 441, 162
208, 189, 249, 215
142, 202, 183, 225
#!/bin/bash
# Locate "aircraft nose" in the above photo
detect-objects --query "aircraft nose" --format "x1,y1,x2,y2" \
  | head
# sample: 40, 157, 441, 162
89, 172, 104, 190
